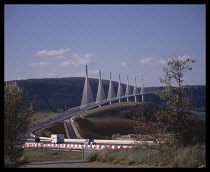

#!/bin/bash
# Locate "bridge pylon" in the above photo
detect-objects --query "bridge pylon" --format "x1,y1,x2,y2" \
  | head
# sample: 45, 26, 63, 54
125, 76, 131, 102
107, 72, 116, 104
133, 77, 138, 102
117, 74, 124, 102
140, 77, 146, 102
96, 69, 106, 107
81, 65, 94, 108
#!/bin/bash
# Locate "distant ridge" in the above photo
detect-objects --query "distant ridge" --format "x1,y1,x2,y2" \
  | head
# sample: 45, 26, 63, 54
4, 77, 206, 112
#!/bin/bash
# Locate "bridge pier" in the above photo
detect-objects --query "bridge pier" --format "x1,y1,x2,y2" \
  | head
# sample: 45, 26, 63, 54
140, 77, 145, 102
96, 69, 106, 107
134, 95, 137, 102
133, 77, 138, 103
81, 65, 94, 109
117, 74, 124, 104
142, 94, 145, 102
107, 72, 116, 105
125, 76, 131, 100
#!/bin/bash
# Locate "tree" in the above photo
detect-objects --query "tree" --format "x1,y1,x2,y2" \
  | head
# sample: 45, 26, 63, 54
156, 55, 197, 146
132, 102, 166, 148
4, 82, 33, 163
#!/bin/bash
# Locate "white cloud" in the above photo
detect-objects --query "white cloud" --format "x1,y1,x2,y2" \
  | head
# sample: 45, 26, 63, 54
153, 59, 167, 65
120, 61, 130, 66
138, 57, 154, 64
35, 48, 96, 68
59, 53, 95, 67
28, 62, 50, 67
59, 60, 71, 67
36, 48, 70, 57
138, 57, 168, 65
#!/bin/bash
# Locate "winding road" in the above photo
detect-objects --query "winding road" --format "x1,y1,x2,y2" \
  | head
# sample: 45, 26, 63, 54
27, 106, 85, 138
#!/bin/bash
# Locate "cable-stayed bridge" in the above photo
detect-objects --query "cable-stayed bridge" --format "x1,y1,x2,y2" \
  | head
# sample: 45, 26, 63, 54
80, 65, 151, 109
79, 65, 204, 110
27, 65, 154, 138
27, 65, 205, 139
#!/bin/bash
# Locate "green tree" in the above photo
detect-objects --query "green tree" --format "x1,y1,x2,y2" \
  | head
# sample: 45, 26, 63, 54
4, 82, 33, 164
156, 56, 197, 146
132, 102, 166, 148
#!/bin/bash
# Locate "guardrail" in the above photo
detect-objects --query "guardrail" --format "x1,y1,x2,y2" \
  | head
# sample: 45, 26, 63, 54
23, 142, 133, 150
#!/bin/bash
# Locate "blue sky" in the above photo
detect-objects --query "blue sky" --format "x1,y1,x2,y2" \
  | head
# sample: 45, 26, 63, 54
5, 4, 206, 86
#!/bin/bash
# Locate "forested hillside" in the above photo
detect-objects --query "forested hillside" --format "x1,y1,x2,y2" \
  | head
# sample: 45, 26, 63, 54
5, 77, 124, 112
5, 77, 206, 112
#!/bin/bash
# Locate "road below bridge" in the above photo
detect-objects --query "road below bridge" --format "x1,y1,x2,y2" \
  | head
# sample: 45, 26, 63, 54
27, 106, 85, 138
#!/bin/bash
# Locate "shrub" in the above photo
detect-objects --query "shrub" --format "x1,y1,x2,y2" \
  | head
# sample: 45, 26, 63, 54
87, 144, 206, 168
127, 160, 135, 165
158, 161, 166, 166
112, 158, 124, 165
87, 153, 98, 162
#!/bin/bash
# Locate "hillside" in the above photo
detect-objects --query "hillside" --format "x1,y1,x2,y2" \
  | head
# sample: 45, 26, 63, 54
5, 77, 206, 112
74, 102, 164, 139
74, 101, 205, 141
5, 77, 117, 112
78, 102, 142, 122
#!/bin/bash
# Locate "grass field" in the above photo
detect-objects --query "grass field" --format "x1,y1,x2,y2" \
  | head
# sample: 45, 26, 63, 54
77, 102, 142, 122
74, 102, 154, 139
5, 148, 82, 167
24, 148, 82, 163
30, 112, 58, 124
74, 118, 135, 139
87, 144, 206, 168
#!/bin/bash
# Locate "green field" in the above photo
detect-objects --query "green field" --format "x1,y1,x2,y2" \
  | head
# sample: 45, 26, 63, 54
77, 102, 142, 122
24, 148, 82, 163
30, 112, 58, 124
74, 102, 161, 139
87, 144, 206, 168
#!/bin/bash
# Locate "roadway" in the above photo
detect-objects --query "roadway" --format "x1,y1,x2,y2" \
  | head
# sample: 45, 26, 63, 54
27, 106, 85, 138
64, 120, 77, 139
